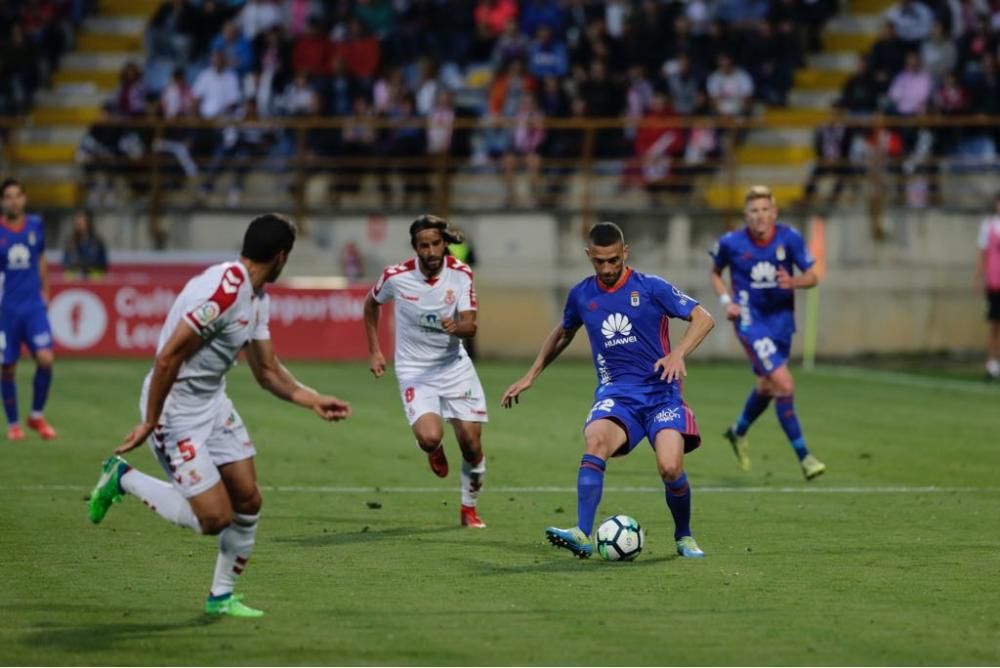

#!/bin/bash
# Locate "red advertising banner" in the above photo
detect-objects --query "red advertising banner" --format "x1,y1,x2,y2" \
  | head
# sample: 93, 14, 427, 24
48, 276, 392, 360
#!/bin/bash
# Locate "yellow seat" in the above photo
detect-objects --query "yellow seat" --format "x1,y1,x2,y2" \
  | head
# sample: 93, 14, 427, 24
794, 69, 851, 92
21, 182, 81, 208
98, 0, 161, 17
53, 69, 120, 89
705, 184, 805, 210
763, 108, 835, 127
735, 144, 815, 166
77, 32, 143, 53
30, 107, 103, 125
7, 144, 78, 165
822, 32, 878, 52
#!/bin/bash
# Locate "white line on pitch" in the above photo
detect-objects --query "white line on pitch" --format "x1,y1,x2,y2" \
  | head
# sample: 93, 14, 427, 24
812, 365, 1000, 395
8, 484, 1000, 494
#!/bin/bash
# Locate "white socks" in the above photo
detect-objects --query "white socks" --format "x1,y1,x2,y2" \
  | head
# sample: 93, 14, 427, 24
461, 455, 486, 507
120, 469, 202, 533
987, 359, 999, 378
210, 512, 260, 597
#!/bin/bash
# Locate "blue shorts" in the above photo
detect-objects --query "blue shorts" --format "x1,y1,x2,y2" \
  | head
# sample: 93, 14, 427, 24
584, 386, 701, 456
0, 307, 53, 364
735, 323, 791, 377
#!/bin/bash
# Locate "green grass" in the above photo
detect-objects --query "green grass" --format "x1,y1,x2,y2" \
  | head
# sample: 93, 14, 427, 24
1, 358, 999, 665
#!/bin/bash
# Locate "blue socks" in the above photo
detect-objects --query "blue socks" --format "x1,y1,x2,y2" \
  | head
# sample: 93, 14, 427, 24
32, 366, 52, 414
577, 454, 606, 537
664, 472, 692, 540
1, 367, 17, 425
736, 389, 771, 436
775, 395, 809, 460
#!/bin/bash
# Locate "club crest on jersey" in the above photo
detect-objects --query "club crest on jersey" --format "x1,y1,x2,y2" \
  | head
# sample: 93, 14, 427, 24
630, 291, 640, 307
192, 301, 221, 326
776, 245, 786, 261
444, 289, 455, 305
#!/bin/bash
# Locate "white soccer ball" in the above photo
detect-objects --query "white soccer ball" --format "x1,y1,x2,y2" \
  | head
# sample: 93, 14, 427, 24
596, 514, 644, 561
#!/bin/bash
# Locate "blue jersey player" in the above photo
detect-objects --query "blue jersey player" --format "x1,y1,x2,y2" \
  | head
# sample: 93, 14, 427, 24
0, 179, 57, 441
709, 185, 825, 480
501, 222, 715, 559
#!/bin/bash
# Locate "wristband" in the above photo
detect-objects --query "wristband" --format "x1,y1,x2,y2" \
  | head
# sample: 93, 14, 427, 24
719, 294, 732, 306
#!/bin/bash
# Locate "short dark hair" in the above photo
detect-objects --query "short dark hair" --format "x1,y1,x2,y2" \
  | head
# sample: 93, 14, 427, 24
589, 221, 625, 247
1, 178, 23, 198
409, 214, 463, 248
241, 213, 296, 262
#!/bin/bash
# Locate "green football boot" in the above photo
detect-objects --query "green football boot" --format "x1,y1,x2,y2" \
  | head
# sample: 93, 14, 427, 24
205, 593, 264, 618
723, 426, 751, 471
545, 526, 593, 559
801, 454, 827, 481
676, 535, 705, 558
88, 456, 129, 524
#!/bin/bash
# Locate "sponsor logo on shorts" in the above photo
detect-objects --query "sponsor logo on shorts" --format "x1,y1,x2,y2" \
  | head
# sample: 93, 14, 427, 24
655, 407, 681, 423
405, 387, 415, 403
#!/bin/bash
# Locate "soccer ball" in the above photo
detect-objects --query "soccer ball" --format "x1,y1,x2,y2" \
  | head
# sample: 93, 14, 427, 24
596, 514, 644, 561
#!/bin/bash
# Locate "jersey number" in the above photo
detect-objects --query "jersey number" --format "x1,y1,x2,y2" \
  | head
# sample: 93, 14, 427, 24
178, 438, 197, 462
588, 398, 616, 419
753, 337, 777, 360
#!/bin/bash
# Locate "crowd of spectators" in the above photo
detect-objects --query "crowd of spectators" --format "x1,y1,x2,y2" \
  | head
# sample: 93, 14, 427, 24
806, 0, 1000, 205
0, 0, 87, 116
79, 0, 839, 206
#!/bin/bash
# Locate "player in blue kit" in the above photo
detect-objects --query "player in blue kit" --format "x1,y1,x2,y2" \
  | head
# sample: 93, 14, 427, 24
0, 179, 57, 441
501, 222, 715, 559
710, 185, 825, 480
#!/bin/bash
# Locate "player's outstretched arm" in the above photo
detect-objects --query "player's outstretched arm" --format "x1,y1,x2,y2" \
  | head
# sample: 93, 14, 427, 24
117, 321, 205, 454
653, 306, 715, 383
363, 294, 386, 378
501, 323, 578, 408
245, 339, 351, 421
710, 267, 740, 321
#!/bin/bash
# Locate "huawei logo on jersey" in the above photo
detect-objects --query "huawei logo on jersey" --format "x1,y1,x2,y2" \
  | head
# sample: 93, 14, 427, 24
601, 313, 637, 348
6, 243, 30, 270
221, 268, 243, 294
750, 261, 777, 288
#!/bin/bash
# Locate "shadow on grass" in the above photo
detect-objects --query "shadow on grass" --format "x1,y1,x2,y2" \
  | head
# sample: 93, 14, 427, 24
18, 614, 220, 653
471, 554, 677, 574
274, 524, 461, 547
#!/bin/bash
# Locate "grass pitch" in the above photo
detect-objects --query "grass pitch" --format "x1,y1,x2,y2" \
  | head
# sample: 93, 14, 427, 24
1, 358, 998, 665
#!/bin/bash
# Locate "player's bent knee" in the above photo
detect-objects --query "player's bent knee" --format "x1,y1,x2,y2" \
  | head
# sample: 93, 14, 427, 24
35, 350, 54, 366
198, 514, 233, 535
658, 462, 684, 481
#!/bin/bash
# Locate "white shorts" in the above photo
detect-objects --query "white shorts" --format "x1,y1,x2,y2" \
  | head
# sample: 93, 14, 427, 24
141, 393, 256, 498
397, 358, 489, 426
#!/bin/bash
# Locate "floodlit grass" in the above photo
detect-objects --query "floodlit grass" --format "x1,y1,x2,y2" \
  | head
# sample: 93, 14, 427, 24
1, 358, 998, 665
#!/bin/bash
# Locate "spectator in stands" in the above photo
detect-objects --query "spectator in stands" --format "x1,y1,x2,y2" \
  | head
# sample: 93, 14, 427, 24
957, 16, 992, 80
62, 209, 108, 279
526, 24, 568, 80
237, 0, 283, 41
293, 15, 332, 77
869, 21, 907, 86
211, 20, 254, 77
741, 20, 792, 106
921, 20, 957, 83
372, 65, 406, 115
662, 52, 704, 116
326, 54, 358, 117
623, 64, 653, 141
475, 0, 517, 42
161, 65, 194, 119
839, 54, 881, 113
803, 103, 855, 204
414, 59, 441, 117
380, 92, 428, 208
707, 52, 754, 118
193, 49, 242, 120
147, 0, 197, 66
203, 97, 288, 205
253, 26, 291, 116
799, 0, 838, 53
502, 91, 545, 205
19, 0, 66, 78
190, 0, 234, 60
1, 23, 40, 112
884, 0, 935, 49
426, 88, 456, 210
484, 58, 535, 159
490, 19, 529, 71
536, 73, 569, 117
334, 18, 380, 85
332, 94, 378, 200
520, 0, 563, 38
628, 0, 669, 75
356, 0, 395, 38
888, 50, 933, 115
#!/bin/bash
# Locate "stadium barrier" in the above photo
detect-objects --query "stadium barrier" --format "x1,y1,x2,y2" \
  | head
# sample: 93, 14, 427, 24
47, 264, 393, 360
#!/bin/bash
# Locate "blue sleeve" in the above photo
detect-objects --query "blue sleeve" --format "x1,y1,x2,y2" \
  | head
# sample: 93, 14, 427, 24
709, 235, 731, 271
561, 285, 582, 330
649, 275, 699, 320
788, 228, 815, 272
37, 219, 45, 253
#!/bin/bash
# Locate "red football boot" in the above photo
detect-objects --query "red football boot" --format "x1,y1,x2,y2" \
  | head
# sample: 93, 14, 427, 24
460, 504, 486, 528
7, 424, 25, 441
427, 444, 449, 478
27, 416, 57, 440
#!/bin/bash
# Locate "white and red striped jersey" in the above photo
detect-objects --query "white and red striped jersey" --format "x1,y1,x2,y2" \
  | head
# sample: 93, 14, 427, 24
371, 255, 477, 378
145, 261, 270, 409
